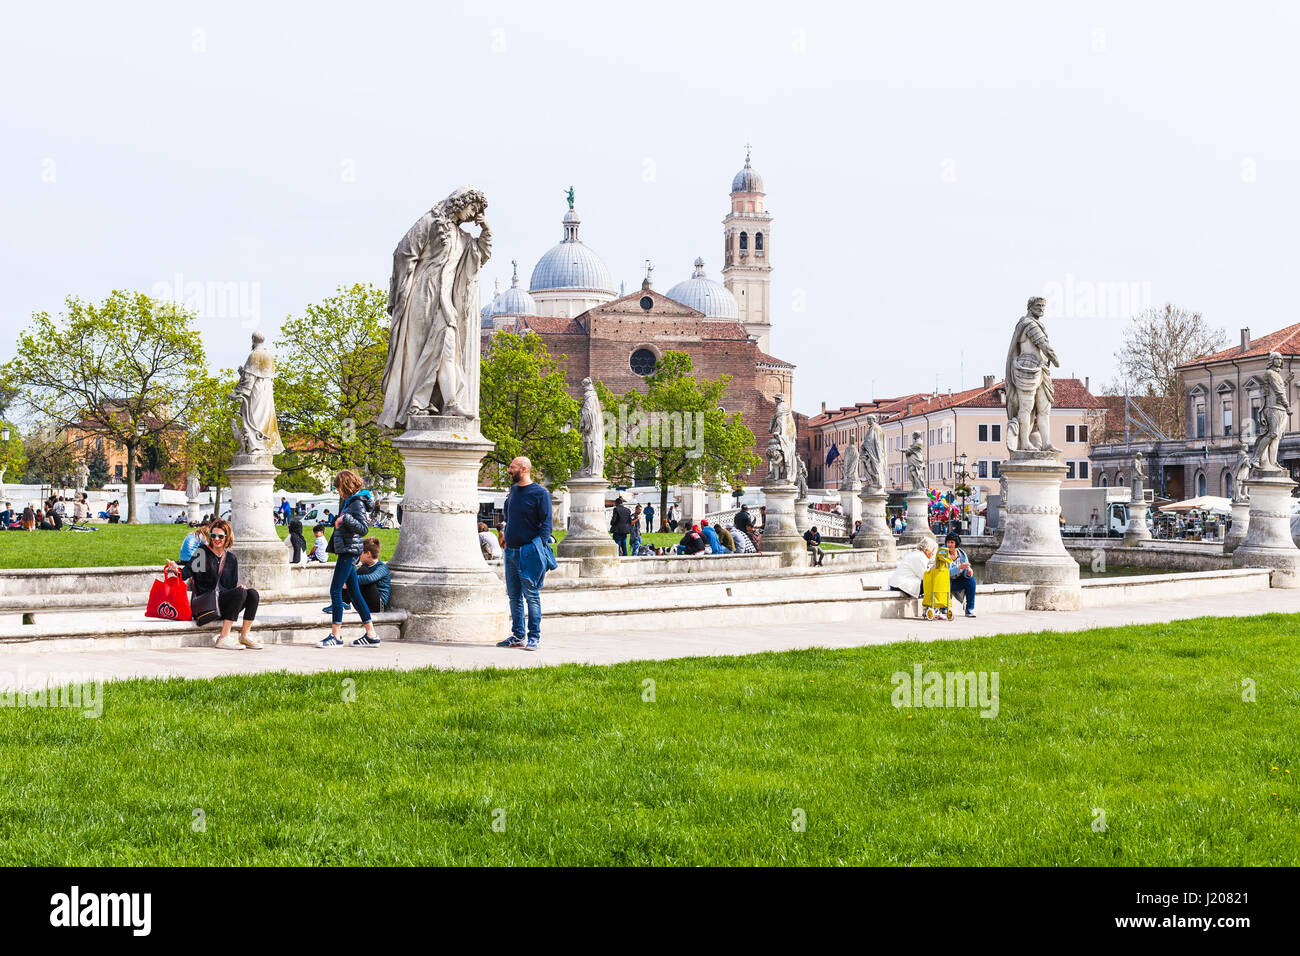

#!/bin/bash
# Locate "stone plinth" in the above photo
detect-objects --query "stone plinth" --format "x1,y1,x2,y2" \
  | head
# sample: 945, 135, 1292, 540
985, 451, 1081, 610
186, 495, 202, 524
852, 487, 896, 560
550, 488, 569, 532
226, 454, 290, 592
900, 492, 936, 548
387, 415, 509, 641
1232, 471, 1300, 586
678, 484, 707, 528
794, 497, 812, 534
840, 481, 862, 527
761, 482, 805, 562
555, 476, 618, 576
1123, 500, 1153, 546
1222, 498, 1250, 555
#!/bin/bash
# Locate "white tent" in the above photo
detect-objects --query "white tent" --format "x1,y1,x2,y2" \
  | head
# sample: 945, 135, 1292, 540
1159, 495, 1232, 515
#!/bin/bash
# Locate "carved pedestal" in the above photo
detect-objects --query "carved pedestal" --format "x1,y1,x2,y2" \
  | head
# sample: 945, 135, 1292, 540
1123, 500, 1153, 546
226, 454, 290, 593
387, 415, 509, 641
900, 491, 937, 548
555, 476, 618, 576
795, 497, 813, 534
550, 488, 569, 533
852, 487, 896, 560
985, 451, 1081, 610
1222, 498, 1250, 555
761, 481, 805, 563
840, 480, 862, 529
186, 495, 202, 524
1232, 471, 1300, 586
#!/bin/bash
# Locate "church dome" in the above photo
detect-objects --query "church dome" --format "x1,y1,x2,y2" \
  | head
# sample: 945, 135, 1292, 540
530, 202, 616, 293
491, 261, 538, 316
480, 278, 502, 328
731, 148, 764, 194
666, 258, 739, 320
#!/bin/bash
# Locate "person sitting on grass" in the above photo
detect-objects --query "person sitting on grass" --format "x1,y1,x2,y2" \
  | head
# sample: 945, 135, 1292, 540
803, 525, 825, 566
307, 523, 328, 562
166, 518, 262, 650
699, 519, 731, 554
677, 524, 707, 555
944, 532, 977, 618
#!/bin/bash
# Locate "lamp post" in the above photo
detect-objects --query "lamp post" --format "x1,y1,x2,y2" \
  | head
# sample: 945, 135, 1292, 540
954, 452, 970, 535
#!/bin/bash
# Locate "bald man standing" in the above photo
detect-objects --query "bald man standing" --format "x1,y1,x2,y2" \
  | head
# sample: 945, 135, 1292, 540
498, 456, 554, 650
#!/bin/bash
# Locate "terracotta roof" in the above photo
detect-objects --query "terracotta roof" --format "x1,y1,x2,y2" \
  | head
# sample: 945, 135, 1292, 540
755, 350, 795, 368
957, 377, 1106, 411
809, 379, 1104, 427
519, 316, 586, 335
1177, 322, 1300, 368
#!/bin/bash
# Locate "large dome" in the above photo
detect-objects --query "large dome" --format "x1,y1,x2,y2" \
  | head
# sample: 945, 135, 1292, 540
666, 258, 739, 320
491, 260, 538, 316
529, 205, 616, 293
731, 148, 764, 193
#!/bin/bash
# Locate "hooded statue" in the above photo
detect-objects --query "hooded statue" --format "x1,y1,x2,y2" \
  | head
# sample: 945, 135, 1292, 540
380, 186, 491, 427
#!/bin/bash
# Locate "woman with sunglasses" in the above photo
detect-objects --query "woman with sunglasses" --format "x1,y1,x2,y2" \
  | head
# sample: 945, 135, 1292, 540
166, 518, 262, 650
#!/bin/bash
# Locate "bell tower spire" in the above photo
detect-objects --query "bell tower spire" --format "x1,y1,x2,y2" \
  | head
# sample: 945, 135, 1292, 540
722, 146, 772, 351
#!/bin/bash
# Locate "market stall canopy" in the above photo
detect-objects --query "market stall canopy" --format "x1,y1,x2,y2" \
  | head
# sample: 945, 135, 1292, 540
1158, 495, 1232, 515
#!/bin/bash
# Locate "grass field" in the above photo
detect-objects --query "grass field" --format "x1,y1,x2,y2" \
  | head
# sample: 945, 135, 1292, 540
0, 615, 1295, 865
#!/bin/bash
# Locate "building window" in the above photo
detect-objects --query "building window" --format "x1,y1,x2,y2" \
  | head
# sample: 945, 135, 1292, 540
1193, 394, 1207, 438
991, 461, 1000, 479
944, 425, 952, 444
1100, 474, 1108, 487
992, 423, 1001, 442
629, 348, 657, 376
1066, 425, 1075, 442
755, 231, 763, 251
978, 424, 988, 441
1078, 461, 1089, 479
1077, 424, 1087, 443
114, 464, 123, 479
1066, 461, 1076, 479
1196, 472, 1207, 496
739, 231, 748, 251
1222, 395, 1233, 435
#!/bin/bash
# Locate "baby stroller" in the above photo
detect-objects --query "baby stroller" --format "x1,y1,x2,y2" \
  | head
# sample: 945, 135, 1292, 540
922, 546, 954, 621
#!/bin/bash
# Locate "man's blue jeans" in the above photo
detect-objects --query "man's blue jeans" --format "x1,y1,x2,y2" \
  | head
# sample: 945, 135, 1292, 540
951, 574, 976, 611
613, 533, 628, 556
504, 547, 541, 643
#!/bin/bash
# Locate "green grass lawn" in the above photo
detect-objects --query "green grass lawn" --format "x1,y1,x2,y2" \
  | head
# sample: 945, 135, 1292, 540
0, 614, 1295, 865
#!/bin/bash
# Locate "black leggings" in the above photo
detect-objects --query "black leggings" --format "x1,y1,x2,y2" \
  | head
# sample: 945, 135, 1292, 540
218, 586, 259, 622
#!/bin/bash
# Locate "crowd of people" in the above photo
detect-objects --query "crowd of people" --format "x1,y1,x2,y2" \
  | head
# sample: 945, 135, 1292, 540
0, 493, 100, 531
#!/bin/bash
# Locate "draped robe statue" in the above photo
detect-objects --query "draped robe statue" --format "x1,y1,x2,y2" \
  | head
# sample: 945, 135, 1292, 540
796, 456, 809, 499
230, 331, 285, 457
380, 187, 491, 428
860, 413, 885, 491
1005, 296, 1061, 453
906, 431, 926, 494
766, 394, 798, 484
1232, 438, 1252, 502
839, 441, 859, 487
576, 377, 605, 479
1132, 452, 1147, 499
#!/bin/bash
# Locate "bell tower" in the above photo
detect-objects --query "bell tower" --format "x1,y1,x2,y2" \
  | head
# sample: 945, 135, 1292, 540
722, 146, 773, 352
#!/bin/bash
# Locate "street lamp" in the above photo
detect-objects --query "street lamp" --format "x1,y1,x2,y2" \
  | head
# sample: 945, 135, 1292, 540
1, 426, 8, 442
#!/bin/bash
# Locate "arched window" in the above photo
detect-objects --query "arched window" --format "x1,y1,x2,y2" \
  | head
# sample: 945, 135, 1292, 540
1223, 469, 1233, 498
1100, 474, 1108, 487
755, 231, 764, 251
739, 231, 748, 251
1196, 471, 1207, 497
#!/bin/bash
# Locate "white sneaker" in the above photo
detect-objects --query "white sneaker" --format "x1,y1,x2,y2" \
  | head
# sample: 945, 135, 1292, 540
214, 635, 241, 650
239, 633, 264, 650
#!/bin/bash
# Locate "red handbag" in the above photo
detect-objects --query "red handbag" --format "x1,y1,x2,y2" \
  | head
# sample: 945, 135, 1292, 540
145, 566, 192, 621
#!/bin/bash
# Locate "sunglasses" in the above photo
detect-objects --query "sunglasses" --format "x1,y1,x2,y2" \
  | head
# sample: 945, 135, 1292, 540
210, 533, 227, 540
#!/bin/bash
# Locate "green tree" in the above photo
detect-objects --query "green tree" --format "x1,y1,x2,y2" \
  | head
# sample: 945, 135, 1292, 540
597, 350, 760, 522
4, 291, 207, 522
183, 373, 242, 518
274, 283, 402, 490
0, 421, 26, 487
84, 444, 110, 489
479, 331, 581, 487
20, 424, 77, 490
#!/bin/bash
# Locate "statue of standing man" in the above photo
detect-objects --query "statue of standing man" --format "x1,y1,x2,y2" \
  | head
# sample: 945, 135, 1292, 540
860, 413, 885, 491
767, 394, 798, 484
906, 431, 926, 494
1005, 296, 1061, 453
1251, 350, 1293, 473
576, 377, 605, 479
380, 186, 491, 428
230, 331, 285, 458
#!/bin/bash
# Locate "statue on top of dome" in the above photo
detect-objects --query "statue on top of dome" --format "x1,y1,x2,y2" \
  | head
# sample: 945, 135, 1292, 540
564, 186, 575, 210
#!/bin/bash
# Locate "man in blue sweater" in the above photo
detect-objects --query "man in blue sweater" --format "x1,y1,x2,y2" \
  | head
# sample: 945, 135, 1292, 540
499, 455, 553, 651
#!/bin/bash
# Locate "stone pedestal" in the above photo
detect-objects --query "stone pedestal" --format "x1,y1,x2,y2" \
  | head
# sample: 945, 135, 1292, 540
852, 487, 896, 559
186, 495, 202, 524
1232, 471, 1300, 586
678, 484, 707, 528
761, 482, 805, 562
1223, 498, 1250, 555
551, 488, 569, 533
900, 491, 936, 547
985, 451, 1081, 610
840, 481, 862, 528
794, 497, 812, 534
1123, 500, 1153, 546
555, 476, 618, 576
387, 416, 510, 642
226, 454, 290, 592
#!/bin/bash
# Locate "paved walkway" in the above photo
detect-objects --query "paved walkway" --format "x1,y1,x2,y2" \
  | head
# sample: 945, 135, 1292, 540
4, 588, 1299, 689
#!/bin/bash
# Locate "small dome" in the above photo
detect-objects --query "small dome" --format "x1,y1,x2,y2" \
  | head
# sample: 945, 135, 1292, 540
530, 202, 615, 293
480, 278, 502, 328
666, 257, 739, 320
731, 147, 764, 194
491, 260, 538, 316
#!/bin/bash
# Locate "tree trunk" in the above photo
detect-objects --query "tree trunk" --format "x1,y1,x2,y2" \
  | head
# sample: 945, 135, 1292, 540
659, 483, 669, 534
126, 439, 139, 524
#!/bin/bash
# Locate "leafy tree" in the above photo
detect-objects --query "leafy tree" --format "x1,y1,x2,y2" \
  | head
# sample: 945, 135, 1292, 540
1107, 304, 1227, 438
479, 331, 581, 487
274, 283, 402, 490
0, 421, 26, 487
84, 444, 110, 489
596, 350, 759, 522
183, 373, 242, 518
20, 424, 77, 489
4, 291, 207, 522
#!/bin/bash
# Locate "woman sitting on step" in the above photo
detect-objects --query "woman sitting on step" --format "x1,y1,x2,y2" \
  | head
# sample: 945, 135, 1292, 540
166, 518, 262, 650
886, 539, 937, 604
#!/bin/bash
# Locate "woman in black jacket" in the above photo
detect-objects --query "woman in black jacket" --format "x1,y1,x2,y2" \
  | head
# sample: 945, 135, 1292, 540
287, 516, 306, 564
317, 469, 381, 648
165, 518, 261, 650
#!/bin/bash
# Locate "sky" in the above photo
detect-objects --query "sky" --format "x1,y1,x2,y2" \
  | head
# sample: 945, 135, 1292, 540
2, 0, 1298, 417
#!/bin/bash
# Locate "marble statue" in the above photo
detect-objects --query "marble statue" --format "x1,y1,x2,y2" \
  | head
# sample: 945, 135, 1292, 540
1132, 452, 1147, 499
906, 431, 926, 494
1232, 437, 1252, 502
766, 394, 798, 483
839, 441, 859, 487
860, 414, 885, 490
575, 377, 604, 479
795, 456, 809, 499
1251, 350, 1293, 473
186, 470, 200, 501
230, 331, 285, 457
1004, 296, 1061, 453
380, 186, 491, 428
74, 461, 90, 494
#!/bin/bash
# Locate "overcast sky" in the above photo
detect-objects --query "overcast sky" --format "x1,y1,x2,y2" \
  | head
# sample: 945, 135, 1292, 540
3, 0, 1297, 416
